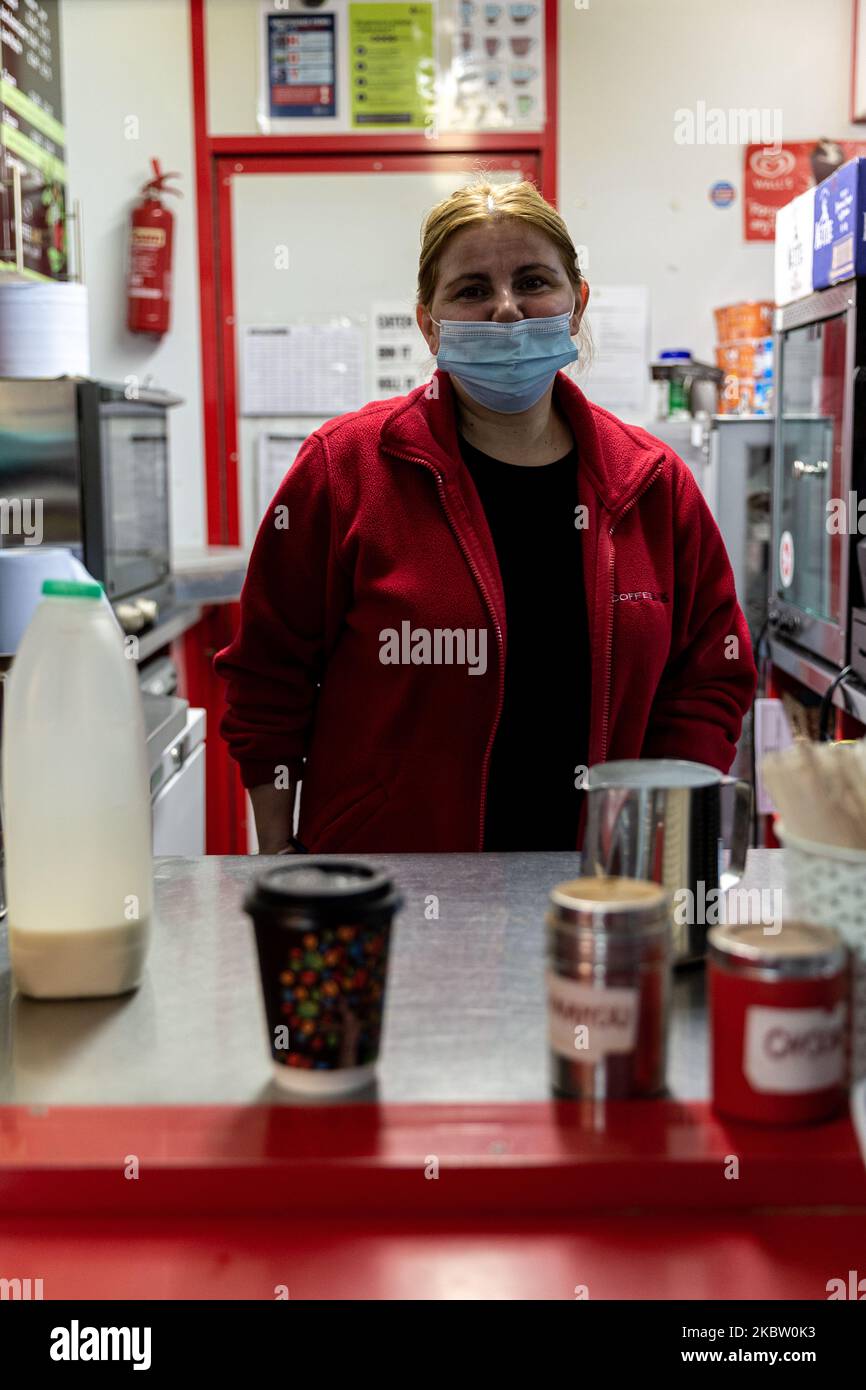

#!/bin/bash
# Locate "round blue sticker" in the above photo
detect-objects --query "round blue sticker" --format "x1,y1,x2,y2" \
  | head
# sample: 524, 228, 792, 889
709, 180, 736, 208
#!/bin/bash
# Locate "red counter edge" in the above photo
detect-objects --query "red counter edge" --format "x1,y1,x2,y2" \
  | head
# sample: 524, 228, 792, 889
1, 1100, 863, 1217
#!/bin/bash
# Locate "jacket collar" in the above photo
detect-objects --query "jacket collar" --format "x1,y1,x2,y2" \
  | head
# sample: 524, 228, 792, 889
379, 368, 664, 516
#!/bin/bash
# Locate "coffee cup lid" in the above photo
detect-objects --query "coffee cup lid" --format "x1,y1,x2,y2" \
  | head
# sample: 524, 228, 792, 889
244, 857, 397, 917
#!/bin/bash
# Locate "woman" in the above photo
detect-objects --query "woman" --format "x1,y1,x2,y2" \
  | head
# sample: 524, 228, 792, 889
215, 181, 757, 854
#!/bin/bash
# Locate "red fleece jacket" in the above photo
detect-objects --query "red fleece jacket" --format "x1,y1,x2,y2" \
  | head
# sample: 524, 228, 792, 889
214, 370, 757, 852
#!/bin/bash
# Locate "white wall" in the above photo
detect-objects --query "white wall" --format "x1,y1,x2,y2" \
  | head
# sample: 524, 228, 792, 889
558, 0, 861, 366
59, 0, 205, 549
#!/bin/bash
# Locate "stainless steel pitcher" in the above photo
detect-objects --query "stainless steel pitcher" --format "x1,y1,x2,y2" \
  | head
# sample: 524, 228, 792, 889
583, 759, 752, 965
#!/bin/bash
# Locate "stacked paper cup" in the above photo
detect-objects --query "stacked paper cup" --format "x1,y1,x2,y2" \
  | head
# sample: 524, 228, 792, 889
0, 280, 90, 378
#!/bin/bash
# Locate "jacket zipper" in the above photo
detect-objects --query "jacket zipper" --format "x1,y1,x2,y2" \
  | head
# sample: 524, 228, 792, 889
600, 459, 665, 763
385, 449, 505, 850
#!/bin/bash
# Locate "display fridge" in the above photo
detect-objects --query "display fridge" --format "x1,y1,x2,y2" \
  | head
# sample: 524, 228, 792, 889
648, 415, 772, 643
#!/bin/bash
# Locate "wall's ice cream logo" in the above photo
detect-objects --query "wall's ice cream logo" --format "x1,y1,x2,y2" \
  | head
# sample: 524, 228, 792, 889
749, 146, 796, 180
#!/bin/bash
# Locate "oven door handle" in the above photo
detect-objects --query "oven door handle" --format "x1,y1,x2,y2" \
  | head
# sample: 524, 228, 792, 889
792, 458, 829, 477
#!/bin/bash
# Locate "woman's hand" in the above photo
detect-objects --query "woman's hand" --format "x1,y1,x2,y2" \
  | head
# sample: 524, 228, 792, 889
249, 779, 296, 855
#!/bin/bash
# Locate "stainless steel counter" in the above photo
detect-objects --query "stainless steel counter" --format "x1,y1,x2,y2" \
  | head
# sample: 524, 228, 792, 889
0, 849, 782, 1107
770, 636, 866, 725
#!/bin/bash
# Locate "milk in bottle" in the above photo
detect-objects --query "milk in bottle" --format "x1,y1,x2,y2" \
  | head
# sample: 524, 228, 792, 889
2, 579, 152, 997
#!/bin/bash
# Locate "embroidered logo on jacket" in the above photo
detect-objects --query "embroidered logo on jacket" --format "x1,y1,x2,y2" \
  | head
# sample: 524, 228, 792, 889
612, 590, 670, 603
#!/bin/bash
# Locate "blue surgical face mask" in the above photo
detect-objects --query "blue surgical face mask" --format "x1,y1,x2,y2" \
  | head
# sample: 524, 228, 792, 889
431, 299, 578, 414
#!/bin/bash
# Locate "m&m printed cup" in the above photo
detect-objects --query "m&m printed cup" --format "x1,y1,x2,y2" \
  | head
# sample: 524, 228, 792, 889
244, 859, 402, 1095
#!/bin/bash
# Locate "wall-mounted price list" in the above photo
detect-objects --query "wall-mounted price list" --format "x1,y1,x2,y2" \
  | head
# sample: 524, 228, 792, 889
0, 0, 67, 278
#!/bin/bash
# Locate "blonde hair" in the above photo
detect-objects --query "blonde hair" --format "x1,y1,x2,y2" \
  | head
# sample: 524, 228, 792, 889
417, 179, 591, 363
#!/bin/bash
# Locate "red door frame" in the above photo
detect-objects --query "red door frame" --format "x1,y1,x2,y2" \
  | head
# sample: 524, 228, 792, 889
188, 0, 559, 851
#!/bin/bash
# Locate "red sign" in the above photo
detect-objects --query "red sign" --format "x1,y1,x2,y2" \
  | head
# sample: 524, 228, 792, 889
744, 140, 866, 240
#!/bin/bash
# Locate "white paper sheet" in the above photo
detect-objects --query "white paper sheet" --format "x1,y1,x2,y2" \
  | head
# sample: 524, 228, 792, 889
582, 285, 651, 420
754, 697, 794, 815
241, 323, 366, 416
255, 432, 306, 519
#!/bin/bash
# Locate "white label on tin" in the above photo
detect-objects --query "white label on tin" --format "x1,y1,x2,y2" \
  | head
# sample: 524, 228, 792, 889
743, 1003, 847, 1094
546, 972, 638, 1062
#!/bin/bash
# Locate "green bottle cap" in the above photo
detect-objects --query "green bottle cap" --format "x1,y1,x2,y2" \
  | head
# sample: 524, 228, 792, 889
41, 579, 103, 599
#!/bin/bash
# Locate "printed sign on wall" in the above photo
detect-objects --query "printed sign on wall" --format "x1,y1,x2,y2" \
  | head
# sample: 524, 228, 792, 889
264, 10, 337, 119
348, 2, 435, 129
441, 0, 545, 132
241, 323, 366, 416
255, 0, 544, 136
371, 300, 432, 397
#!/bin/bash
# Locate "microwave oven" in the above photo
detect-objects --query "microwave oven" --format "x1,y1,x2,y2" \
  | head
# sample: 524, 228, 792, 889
769, 281, 866, 666
0, 377, 182, 615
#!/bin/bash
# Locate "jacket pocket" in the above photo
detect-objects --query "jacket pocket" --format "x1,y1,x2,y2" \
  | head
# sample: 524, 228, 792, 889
301, 780, 389, 851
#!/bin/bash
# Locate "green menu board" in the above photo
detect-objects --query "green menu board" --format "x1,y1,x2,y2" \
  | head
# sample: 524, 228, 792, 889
0, 0, 67, 279
349, 2, 435, 129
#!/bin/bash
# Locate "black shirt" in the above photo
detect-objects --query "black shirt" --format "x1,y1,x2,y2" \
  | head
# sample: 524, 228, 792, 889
458, 433, 591, 850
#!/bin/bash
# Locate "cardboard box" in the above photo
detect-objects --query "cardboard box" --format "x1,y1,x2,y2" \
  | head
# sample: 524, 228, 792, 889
774, 186, 815, 305
813, 157, 866, 288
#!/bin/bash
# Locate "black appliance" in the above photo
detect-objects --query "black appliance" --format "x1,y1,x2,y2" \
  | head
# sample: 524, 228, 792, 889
0, 377, 181, 620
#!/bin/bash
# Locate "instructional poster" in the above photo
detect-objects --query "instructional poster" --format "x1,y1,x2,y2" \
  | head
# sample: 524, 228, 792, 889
442, 0, 545, 132
263, 9, 336, 119
349, 2, 435, 128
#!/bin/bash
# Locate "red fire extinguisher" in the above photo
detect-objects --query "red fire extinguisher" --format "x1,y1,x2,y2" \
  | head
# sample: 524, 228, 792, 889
127, 159, 181, 337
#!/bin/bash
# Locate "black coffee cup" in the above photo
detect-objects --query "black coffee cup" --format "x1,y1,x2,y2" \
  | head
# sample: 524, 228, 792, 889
243, 859, 401, 1095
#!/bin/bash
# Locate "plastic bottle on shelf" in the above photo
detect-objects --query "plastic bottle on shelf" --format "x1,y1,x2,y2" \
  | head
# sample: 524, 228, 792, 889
2, 579, 152, 998
659, 350, 693, 418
